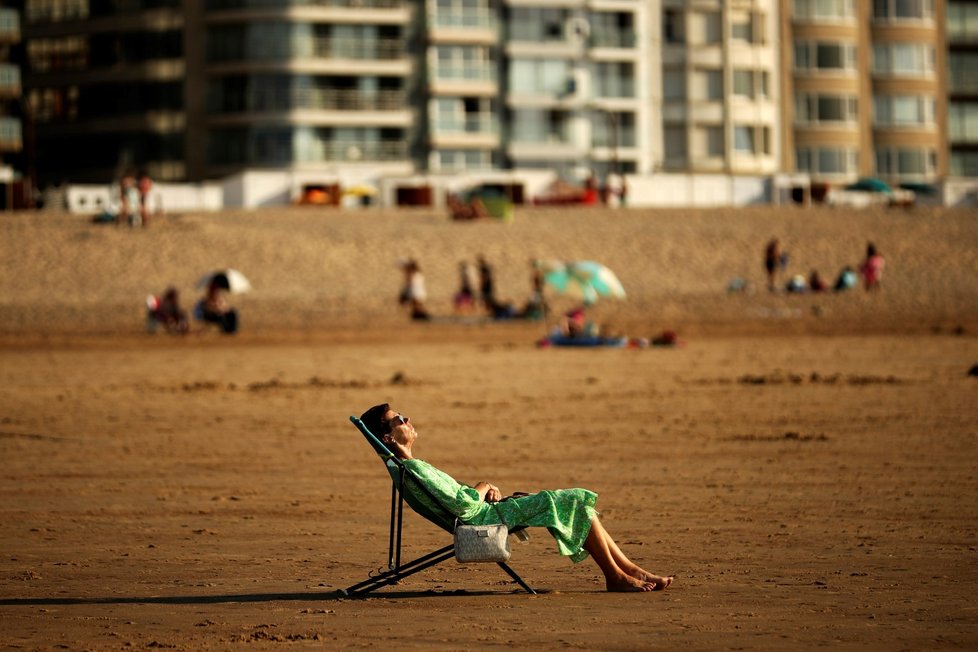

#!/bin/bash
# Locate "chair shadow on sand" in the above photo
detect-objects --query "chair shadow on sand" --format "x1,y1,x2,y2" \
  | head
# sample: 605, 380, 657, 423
0, 587, 537, 607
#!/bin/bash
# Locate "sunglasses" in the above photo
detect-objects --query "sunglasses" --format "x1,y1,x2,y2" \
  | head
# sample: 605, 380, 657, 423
383, 414, 409, 434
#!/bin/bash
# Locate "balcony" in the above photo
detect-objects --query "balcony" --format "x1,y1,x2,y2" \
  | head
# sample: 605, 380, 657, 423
430, 114, 498, 148
0, 65, 21, 98
431, 61, 496, 83
207, 0, 405, 9
222, 87, 408, 113
429, 7, 496, 30
0, 116, 23, 152
590, 29, 636, 50
300, 139, 408, 162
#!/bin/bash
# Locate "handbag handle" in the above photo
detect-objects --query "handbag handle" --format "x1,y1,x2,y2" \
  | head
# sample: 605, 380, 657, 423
453, 502, 508, 532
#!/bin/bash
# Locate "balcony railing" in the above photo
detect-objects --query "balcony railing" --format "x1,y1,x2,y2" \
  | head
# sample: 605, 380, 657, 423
429, 8, 497, 30
214, 88, 406, 113
0, 116, 23, 142
207, 0, 404, 9
431, 114, 497, 136
295, 139, 408, 162
431, 62, 496, 83
0, 64, 20, 89
312, 36, 404, 61
590, 30, 636, 49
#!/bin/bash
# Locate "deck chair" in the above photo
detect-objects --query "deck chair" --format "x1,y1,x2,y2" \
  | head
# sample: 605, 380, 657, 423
343, 416, 536, 596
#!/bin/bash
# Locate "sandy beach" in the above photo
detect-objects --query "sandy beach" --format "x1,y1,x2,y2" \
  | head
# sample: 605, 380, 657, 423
1, 205, 977, 649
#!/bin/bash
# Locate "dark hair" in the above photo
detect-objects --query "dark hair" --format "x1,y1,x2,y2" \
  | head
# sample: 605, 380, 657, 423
360, 403, 391, 438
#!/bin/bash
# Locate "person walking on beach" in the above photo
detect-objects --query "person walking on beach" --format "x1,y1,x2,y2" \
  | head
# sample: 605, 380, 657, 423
477, 255, 497, 315
360, 403, 674, 592
398, 258, 430, 321
764, 238, 783, 291
860, 243, 886, 291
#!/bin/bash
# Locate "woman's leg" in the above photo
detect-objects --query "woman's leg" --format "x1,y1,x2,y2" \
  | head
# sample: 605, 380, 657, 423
584, 516, 671, 592
603, 532, 673, 590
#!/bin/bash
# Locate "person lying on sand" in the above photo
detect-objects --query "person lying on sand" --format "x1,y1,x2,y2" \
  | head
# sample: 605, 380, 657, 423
360, 403, 674, 593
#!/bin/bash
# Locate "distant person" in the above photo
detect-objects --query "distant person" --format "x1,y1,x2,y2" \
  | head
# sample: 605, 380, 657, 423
477, 255, 497, 314
118, 172, 140, 227
137, 172, 154, 227
146, 287, 188, 334
453, 261, 478, 313
447, 193, 489, 221
399, 258, 430, 321
808, 270, 828, 293
860, 243, 885, 291
833, 266, 858, 292
521, 259, 547, 319
195, 275, 239, 334
764, 239, 783, 291
560, 306, 596, 338
786, 274, 807, 294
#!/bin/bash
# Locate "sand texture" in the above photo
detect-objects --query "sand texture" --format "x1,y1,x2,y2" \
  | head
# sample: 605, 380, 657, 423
1, 205, 977, 649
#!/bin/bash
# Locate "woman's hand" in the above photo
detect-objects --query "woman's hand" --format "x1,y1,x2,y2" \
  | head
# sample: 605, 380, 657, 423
474, 481, 502, 503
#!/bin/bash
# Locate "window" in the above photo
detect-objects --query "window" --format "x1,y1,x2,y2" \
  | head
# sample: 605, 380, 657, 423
594, 62, 634, 99
795, 41, 856, 72
873, 43, 935, 76
792, 0, 855, 20
696, 125, 724, 157
948, 103, 978, 142
873, 0, 933, 20
689, 11, 721, 45
796, 147, 858, 175
733, 70, 769, 100
664, 126, 687, 159
663, 9, 685, 44
592, 112, 635, 148
663, 69, 685, 101
692, 69, 723, 101
948, 52, 978, 93
509, 59, 570, 95
731, 12, 764, 44
950, 151, 978, 177
876, 147, 936, 176
734, 125, 770, 154
947, 3, 978, 41
795, 93, 858, 123
509, 7, 570, 42
874, 95, 935, 127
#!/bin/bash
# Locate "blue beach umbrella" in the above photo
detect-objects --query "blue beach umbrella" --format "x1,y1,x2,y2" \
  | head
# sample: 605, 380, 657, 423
540, 260, 626, 306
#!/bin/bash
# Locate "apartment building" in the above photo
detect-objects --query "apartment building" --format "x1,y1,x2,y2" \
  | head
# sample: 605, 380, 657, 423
660, 0, 781, 176
20, 0, 962, 200
0, 1, 24, 207
781, 0, 945, 186
947, 0, 978, 177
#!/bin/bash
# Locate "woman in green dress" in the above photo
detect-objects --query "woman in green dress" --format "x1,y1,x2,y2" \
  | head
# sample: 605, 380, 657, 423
361, 404, 673, 593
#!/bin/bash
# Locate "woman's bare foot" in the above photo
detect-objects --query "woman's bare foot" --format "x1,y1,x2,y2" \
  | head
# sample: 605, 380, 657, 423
606, 574, 657, 592
628, 570, 674, 590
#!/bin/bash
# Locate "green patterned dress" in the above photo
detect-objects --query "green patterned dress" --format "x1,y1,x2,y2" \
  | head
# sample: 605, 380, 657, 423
402, 459, 598, 563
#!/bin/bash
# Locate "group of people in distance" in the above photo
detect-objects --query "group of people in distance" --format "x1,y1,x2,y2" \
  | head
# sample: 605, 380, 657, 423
765, 239, 885, 294
117, 171, 155, 227
147, 273, 239, 335
399, 255, 546, 322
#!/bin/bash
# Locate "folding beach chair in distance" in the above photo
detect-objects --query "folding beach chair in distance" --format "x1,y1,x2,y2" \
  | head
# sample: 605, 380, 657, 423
343, 416, 536, 596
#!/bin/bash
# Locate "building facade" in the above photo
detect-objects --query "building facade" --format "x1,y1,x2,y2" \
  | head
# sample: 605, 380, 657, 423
20, 0, 962, 197
781, 0, 945, 185
947, 0, 978, 177
0, 1, 24, 206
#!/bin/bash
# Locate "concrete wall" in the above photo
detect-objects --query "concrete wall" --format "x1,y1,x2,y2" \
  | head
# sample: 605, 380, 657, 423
626, 173, 772, 207
66, 182, 223, 215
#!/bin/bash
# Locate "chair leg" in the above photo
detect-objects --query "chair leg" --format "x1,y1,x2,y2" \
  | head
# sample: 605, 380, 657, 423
343, 545, 455, 596
497, 562, 536, 594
